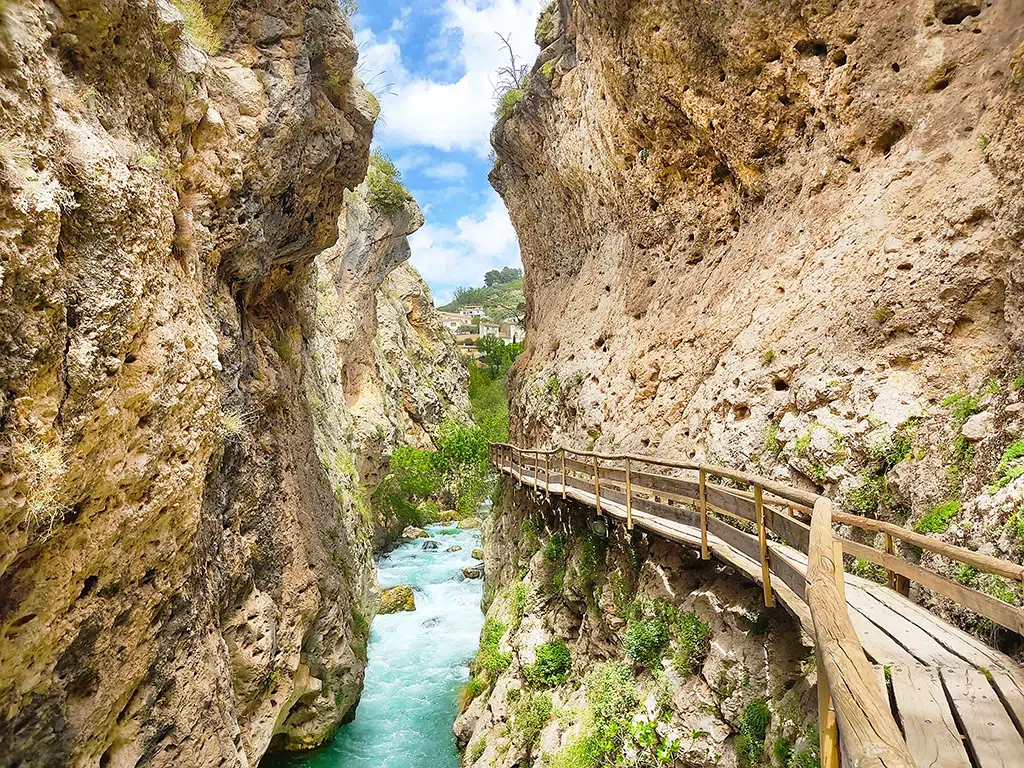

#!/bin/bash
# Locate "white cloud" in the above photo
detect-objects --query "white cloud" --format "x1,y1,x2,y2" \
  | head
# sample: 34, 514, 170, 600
423, 161, 469, 180
357, 0, 545, 157
409, 192, 521, 301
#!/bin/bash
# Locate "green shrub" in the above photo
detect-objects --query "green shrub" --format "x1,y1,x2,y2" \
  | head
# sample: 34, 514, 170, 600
624, 615, 669, 667
852, 558, 888, 584
761, 349, 776, 365
1014, 374, 1024, 391
513, 692, 553, 746
544, 533, 566, 561
458, 677, 486, 711
172, 0, 221, 54
366, 150, 407, 213
914, 500, 960, 533
773, 736, 793, 768
495, 87, 524, 119
510, 582, 530, 629
469, 736, 487, 763
791, 727, 820, 768
585, 662, 639, 720
735, 698, 771, 767
475, 618, 512, 674
524, 640, 571, 687
547, 733, 602, 768
989, 439, 1024, 492
763, 421, 783, 459
672, 612, 712, 675
536, 2, 557, 43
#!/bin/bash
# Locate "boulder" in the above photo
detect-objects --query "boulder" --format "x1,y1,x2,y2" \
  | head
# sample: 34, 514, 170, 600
447, 545, 463, 552
379, 585, 416, 614
471, 548, 484, 559
422, 540, 440, 550
459, 517, 482, 529
402, 526, 428, 539
961, 411, 993, 442
462, 566, 483, 579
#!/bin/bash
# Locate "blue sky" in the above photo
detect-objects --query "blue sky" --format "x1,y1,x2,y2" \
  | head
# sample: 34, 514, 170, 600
352, 0, 545, 304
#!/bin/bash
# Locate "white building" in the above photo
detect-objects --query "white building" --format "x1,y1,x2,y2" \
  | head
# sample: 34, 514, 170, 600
479, 321, 501, 338
462, 305, 485, 317
439, 311, 472, 331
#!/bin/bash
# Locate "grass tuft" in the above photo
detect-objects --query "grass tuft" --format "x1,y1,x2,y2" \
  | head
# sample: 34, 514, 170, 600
914, 499, 960, 533
171, 0, 222, 54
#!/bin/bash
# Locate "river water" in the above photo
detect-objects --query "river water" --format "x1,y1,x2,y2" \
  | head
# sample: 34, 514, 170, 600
271, 523, 484, 768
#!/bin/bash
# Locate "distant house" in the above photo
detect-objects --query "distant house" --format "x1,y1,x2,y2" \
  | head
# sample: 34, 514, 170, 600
503, 324, 525, 343
462, 305, 485, 317
439, 311, 472, 331
479, 321, 501, 338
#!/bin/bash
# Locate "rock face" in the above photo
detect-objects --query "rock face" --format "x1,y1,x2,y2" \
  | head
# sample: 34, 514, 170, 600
0, 2, 464, 766
458, 488, 816, 768
403, 526, 430, 539
379, 585, 416, 614
492, 2, 1024, 635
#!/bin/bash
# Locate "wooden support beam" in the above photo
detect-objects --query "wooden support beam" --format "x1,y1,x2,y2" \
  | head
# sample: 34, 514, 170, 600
593, 454, 601, 516
755, 485, 775, 608
544, 452, 550, 501
561, 449, 566, 500
625, 457, 633, 530
699, 468, 709, 560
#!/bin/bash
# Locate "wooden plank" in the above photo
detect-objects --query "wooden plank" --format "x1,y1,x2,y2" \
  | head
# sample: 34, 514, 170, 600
707, 514, 761, 564
942, 667, 1024, 767
842, 602, 920, 668
766, 543, 807, 601
564, 457, 591, 475
840, 538, 1024, 635
890, 665, 971, 768
765, 506, 811, 554
844, 585, 964, 669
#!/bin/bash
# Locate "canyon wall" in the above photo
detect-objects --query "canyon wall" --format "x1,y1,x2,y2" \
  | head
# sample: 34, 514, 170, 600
0, 1, 465, 766
492, 0, 1024, 637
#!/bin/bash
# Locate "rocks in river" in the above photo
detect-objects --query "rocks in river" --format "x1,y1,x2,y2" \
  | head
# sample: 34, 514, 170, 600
447, 545, 463, 552
459, 517, 482, 529
462, 566, 483, 580
422, 540, 441, 550
471, 548, 484, 559
421, 617, 442, 628
379, 585, 416, 613
402, 526, 429, 539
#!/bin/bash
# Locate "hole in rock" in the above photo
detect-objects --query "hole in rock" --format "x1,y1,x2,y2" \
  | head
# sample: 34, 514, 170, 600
891, 62, 901, 72
79, 576, 98, 599
773, 379, 790, 391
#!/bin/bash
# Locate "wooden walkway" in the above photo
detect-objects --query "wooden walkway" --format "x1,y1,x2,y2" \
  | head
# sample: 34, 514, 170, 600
490, 444, 1024, 768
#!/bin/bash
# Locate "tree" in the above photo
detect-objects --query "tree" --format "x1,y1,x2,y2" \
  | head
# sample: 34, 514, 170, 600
484, 267, 522, 286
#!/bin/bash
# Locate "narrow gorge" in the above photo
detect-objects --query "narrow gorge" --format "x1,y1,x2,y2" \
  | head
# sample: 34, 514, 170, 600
2, 2, 1024, 768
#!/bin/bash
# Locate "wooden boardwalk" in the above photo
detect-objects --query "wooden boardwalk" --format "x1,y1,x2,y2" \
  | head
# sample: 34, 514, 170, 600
490, 444, 1024, 768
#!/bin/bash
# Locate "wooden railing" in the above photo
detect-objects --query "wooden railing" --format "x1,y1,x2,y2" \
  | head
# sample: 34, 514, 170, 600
489, 443, 1024, 768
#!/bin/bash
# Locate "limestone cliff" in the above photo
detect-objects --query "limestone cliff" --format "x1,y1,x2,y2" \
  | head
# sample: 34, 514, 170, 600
0, 1, 462, 766
492, 0, 1024, 639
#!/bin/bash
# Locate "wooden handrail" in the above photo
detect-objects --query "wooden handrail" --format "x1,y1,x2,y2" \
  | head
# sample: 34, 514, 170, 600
490, 441, 1021, 768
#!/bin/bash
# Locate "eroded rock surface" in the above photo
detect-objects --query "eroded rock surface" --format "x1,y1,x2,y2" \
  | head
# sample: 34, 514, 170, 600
493, 1, 1024, 642
0, 1, 465, 766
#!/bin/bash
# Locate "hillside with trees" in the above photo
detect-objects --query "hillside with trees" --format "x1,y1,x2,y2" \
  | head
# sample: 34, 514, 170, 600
439, 267, 525, 325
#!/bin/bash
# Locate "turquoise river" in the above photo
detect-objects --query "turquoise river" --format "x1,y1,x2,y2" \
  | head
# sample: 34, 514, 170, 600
267, 522, 484, 768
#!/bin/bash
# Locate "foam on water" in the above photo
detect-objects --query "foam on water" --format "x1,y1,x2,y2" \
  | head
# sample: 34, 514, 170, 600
270, 523, 484, 768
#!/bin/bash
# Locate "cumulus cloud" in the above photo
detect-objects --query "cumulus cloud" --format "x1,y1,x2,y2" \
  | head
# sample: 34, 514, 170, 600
409, 192, 521, 302
357, 0, 544, 157
423, 161, 469, 181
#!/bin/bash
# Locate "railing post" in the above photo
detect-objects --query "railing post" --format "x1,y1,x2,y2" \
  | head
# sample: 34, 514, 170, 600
593, 454, 601, 516
817, 648, 841, 768
544, 452, 550, 501
754, 485, 775, 608
625, 457, 633, 530
699, 468, 709, 560
884, 531, 896, 591
561, 448, 566, 499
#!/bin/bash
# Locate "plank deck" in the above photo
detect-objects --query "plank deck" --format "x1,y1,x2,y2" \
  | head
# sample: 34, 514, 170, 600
499, 464, 1024, 763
